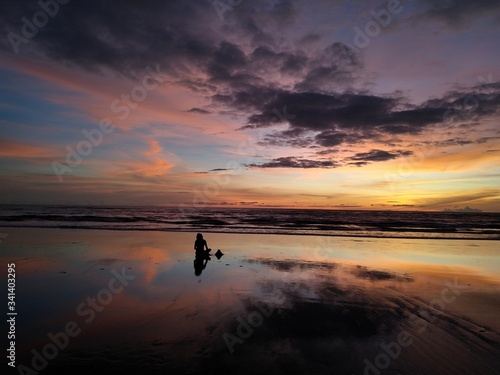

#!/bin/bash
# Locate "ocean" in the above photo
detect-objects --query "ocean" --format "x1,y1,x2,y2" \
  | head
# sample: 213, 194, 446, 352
0, 205, 499, 240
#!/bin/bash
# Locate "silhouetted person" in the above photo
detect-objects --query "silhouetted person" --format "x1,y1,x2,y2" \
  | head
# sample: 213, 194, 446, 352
194, 233, 210, 255
194, 233, 211, 276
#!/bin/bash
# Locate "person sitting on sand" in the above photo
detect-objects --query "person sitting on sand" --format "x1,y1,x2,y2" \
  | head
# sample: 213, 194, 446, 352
194, 233, 210, 255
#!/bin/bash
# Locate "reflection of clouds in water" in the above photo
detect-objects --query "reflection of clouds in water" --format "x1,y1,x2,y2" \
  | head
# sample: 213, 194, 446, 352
86, 258, 123, 267
216, 258, 498, 374
123, 246, 172, 283
209, 267, 410, 373
245, 257, 414, 282
352, 265, 414, 282
235, 257, 417, 351
9, 229, 499, 374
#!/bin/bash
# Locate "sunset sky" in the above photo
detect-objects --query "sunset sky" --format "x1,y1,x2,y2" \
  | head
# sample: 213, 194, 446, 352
1, 0, 499, 210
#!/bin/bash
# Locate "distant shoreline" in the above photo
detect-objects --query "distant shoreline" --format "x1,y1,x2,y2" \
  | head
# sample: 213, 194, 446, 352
0, 203, 498, 213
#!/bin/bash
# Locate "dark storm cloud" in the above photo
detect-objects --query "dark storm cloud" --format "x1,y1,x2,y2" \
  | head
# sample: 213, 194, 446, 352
0, 1, 366, 125
208, 168, 229, 172
314, 131, 367, 148
294, 42, 363, 92
245, 148, 412, 169
298, 33, 322, 45
257, 131, 315, 148
418, 135, 500, 147
314, 131, 349, 147
243, 91, 468, 133
477, 136, 500, 144
249, 46, 309, 77
244, 92, 396, 130
187, 108, 211, 114
423, 138, 474, 147
1, 0, 216, 78
246, 157, 339, 169
206, 42, 362, 108
195, 168, 230, 174
240, 81, 500, 150
418, 0, 500, 28
350, 161, 369, 167
348, 149, 413, 162
3, 0, 500, 159
208, 41, 247, 83
219, 0, 300, 48
315, 149, 339, 156
429, 81, 500, 120
1, 0, 363, 100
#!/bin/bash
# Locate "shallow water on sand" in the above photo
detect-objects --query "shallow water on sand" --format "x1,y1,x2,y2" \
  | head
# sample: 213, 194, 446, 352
2, 228, 500, 374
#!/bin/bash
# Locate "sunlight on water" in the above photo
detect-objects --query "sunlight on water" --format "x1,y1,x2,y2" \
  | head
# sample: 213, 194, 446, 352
3, 228, 499, 374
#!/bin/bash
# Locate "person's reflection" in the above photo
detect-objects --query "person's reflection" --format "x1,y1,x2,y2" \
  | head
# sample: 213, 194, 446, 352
194, 233, 211, 276
194, 252, 210, 276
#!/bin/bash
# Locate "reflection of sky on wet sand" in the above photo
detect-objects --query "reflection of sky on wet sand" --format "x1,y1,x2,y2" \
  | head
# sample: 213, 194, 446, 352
3, 228, 499, 374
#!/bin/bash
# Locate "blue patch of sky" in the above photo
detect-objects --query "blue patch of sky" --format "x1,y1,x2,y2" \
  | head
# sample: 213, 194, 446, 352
0, 68, 94, 144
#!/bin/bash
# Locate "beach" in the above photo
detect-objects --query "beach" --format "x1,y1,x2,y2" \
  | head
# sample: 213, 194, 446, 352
2, 227, 499, 374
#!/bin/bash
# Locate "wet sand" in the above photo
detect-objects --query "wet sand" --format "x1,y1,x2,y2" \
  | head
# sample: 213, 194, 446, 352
2, 228, 500, 374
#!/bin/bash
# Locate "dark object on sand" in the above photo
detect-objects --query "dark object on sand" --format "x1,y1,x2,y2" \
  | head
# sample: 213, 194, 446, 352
215, 249, 224, 259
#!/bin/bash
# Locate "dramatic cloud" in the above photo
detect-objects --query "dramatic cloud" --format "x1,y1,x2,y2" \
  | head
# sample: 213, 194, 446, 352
246, 149, 412, 169
1, 0, 499, 208
241, 82, 500, 151
417, 0, 500, 28
348, 149, 413, 165
1, 1, 216, 78
246, 156, 339, 169
4, 0, 499, 158
187, 108, 211, 114
208, 168, 229, 172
